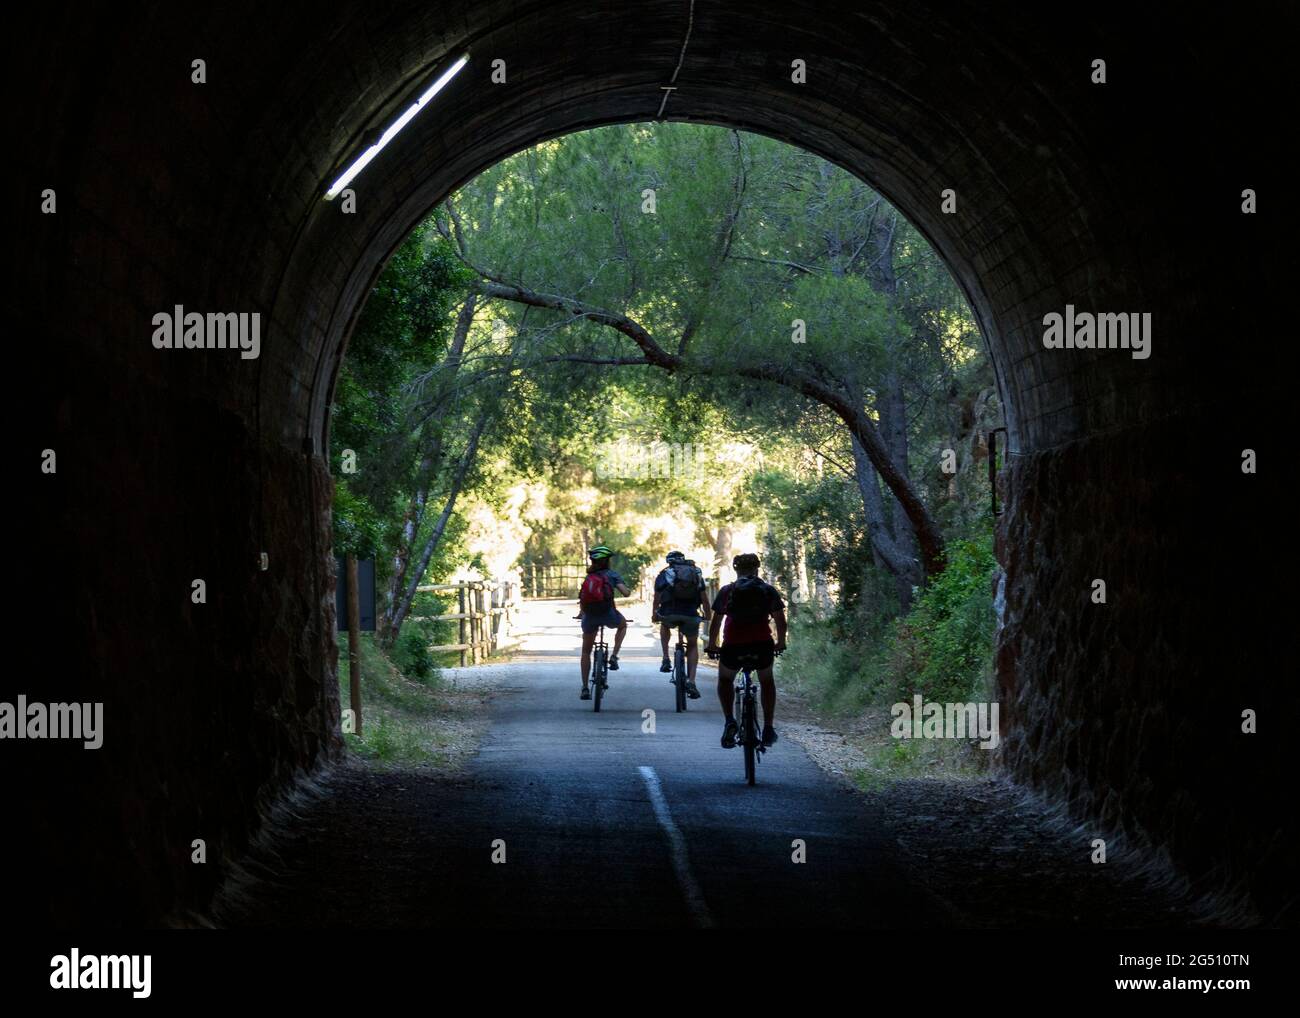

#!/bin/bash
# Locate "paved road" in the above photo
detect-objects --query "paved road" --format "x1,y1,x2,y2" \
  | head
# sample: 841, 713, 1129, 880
233, 600, 955, 928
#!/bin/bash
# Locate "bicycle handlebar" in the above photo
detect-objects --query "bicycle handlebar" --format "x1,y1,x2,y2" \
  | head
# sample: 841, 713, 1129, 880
704, 646, 785, 660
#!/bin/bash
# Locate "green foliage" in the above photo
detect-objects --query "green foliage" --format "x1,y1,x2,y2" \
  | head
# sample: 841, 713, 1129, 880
330, 224, 472, 565
779, 535, 997, 710
393, 627, 437, 683
332, 479, 385, 559
392, 589, 460, 676
894, 535, 998, 701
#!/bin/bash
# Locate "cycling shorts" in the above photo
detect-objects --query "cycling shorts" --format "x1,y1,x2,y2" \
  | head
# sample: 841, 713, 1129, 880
719, 639, 775, 671
659, 612, 701, 637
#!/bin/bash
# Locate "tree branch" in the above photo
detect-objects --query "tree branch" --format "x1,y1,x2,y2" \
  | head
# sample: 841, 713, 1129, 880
480, 276, 947, 576
478, 279, 683, 372
729, 255, 818, 275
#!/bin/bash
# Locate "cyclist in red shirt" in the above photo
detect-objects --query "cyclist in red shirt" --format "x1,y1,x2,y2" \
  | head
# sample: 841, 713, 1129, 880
704, 552, 787, 749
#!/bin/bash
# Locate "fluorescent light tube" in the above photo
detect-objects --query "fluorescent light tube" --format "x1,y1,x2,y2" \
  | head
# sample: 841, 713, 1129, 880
325, 53, 469, 200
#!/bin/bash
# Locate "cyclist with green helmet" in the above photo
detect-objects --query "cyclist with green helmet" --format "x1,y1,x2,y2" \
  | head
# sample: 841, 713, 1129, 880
577, 545, 631, 700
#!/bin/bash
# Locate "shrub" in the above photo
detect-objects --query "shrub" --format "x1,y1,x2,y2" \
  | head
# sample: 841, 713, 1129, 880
896, 535, 997, 702
394, 626, 437, 683
783, 535, 997, 710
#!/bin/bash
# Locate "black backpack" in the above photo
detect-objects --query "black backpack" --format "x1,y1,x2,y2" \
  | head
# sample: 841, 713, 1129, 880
667, 563, 702, 601
725, 575, 770, 623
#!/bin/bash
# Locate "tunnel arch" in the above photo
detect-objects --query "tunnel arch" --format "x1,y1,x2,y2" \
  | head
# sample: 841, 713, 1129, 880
19, 1, 1291, 924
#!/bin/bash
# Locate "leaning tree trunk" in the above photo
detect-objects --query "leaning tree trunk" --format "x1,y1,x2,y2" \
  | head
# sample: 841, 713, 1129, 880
713, 525, 735, 585
763, 524, 786, 596
388, 413, 491, 642
382, 288, 479, 638
878, 367, 920, 608
788, 535, 811, 614
849, 432, 921, 611
383, 439, 439, 639
812, 529, 832, 614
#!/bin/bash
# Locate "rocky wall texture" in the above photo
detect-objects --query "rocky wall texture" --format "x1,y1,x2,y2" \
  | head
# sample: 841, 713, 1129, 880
996, 415, 1291, 921
27, 349, 342, 926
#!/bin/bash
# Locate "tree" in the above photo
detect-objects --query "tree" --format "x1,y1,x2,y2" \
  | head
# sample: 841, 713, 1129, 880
435, 125, 982, 582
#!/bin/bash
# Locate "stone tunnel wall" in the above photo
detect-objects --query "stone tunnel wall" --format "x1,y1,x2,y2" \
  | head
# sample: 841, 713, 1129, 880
27, 350, 342, 926
996, 414, 1290, 919
13, 0, 1295, 925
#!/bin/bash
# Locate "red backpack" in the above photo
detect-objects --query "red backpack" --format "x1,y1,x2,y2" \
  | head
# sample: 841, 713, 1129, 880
579, 571, 614, 609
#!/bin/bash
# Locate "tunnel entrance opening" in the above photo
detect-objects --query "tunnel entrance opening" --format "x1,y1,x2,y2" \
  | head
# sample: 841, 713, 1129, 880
21, 2, 1290, 927
327, 120, 1003, 787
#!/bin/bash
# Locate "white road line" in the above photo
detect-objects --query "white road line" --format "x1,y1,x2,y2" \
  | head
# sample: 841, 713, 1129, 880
638, 765, 714, 928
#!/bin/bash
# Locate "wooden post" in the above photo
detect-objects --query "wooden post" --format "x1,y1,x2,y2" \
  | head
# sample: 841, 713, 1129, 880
458, 584, 467, 667
346, 553, 363, 737
494, 582, 503, 650
469, 584, 480, 664
476, 584, 487, 660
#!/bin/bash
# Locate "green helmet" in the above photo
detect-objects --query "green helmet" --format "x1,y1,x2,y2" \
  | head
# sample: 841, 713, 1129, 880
588, 545, 614, 562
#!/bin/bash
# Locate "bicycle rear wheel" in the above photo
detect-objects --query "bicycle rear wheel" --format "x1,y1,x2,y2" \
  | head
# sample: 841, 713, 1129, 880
674, 645, 687, 712
593, 649, 605, 712
742, 694, 757, 785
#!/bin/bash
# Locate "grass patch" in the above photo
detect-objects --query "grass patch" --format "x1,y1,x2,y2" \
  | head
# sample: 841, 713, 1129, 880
337, 632, 483, 769
775, 536, 999, 786
849, 732, 990, 792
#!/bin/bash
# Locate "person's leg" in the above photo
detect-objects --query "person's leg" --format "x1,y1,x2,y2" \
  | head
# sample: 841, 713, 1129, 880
717, 660, 739, 747
758, 664, 777, 744
682, 630, 702, 697
717, 663, 737, 718
757, 666, 776, 725
580, 629, 595, 690
676, 616, 698, 677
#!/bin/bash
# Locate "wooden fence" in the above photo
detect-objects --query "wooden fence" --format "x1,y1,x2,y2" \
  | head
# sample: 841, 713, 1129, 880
525, 562, 642, 599
409, 578, 520, 666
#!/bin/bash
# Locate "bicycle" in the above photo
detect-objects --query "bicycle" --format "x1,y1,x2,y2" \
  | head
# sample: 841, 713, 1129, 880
591, 626, 610, 712
706, 647, 776, 786
733, 652, 765, 785
671, 628, 689, 713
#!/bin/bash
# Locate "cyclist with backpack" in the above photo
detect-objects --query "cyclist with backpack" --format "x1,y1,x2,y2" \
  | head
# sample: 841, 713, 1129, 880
704, 552, 787, 749
651, 551, 711, 699
577, 545, 631, 701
